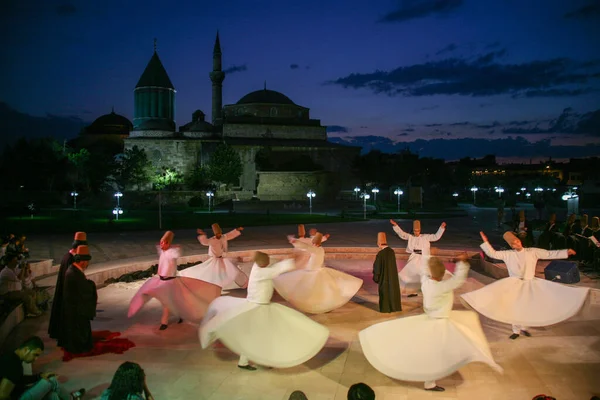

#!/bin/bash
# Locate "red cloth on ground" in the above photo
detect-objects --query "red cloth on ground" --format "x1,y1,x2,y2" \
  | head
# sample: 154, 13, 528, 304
62, 330, 135, 362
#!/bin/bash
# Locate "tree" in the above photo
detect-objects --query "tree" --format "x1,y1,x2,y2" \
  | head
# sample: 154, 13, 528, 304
115, 146, 153, 190
207, 143, 243, 187
153, 167, 183, 190
184, 166, 211, 190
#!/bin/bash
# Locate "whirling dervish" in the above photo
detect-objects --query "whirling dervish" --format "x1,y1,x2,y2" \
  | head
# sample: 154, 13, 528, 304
461, 231, 590, 339
179, 223, 248, 291
199, 251, 329, 370
273, 233, 363, 314
390, 219, 447, 296
128, 231, 221, 330
292, 224, 328, 268
360, 254, 502, 392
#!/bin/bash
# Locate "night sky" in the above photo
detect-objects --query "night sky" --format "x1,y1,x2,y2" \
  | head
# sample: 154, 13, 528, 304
1, 0, 600, 160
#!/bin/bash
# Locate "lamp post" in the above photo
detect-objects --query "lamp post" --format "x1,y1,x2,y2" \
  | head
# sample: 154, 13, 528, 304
70, 191, 78, 209
470, 186, 478, 204
394, 188, 403, 213
112, 207, 123, 221
206, 191, 214, 213
453, 192, 459, 198
562, 187, 579, 215
114, 191, 123, 208
360, 192, 370, 220
353, 186, 361, 200
371, 188, 379, 204
495, 187, 504, 198
307, 190, 316, 214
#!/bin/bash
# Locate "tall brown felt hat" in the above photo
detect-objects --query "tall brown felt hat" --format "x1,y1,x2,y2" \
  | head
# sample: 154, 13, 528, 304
212, 223, 222, 235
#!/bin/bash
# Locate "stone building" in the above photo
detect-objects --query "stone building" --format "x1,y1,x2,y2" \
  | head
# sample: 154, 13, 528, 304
123, 34, 359, 200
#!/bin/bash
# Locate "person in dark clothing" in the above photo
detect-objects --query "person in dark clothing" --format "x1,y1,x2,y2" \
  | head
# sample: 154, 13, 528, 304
49, 232, 87, 343
61, 245, 97, 354
537, 213, 559, 250
0, 336, 84, 399
373, 232, 401, 313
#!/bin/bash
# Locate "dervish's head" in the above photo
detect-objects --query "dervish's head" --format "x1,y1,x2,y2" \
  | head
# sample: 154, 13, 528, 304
212, 223, 222, 239
503, 231, 523, 251
413, 220, 421, 236
254, 251, 270, 268
160, 231, 174, 250
428, 257, 446, 281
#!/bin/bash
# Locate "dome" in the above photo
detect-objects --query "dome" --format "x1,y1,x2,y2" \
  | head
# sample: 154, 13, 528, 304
86, 110, 133, 135
236, 89, 295, 105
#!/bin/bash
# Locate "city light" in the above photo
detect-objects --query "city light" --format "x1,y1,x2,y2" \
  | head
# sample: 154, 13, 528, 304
470, 186, 478, 204
306, 190, 316, 214
360, 192, 370, 220
70, 191, 78, 209
495, 187, 504, 197
394, 188, 403, 213
452, 192, 458, 197
206, 191, 214, 212
353, 186, 361, 200
371, 187, 379, 203
112, 207, 123, 220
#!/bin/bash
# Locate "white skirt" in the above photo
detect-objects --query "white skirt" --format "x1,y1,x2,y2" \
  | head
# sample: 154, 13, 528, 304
199, 296, 329, 368
399, 254, 453, 292
460, 277, 590, 327
128, 276, 222, 323
179, 257, 249, 290
273, 267, 363, 314
359, 311, 502, 382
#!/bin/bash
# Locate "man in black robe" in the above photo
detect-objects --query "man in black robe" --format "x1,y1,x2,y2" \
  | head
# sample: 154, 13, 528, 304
49, 231, 88, 344
61, 245, 97, 354
537, 213, 558, 249
373, 232, 401, 313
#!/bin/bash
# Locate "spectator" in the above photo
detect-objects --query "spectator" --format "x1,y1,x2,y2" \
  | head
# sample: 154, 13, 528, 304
0, 336, 85, 400
0, 253, 42, 317
0, 236, 9, 258
101, 362, 154, 400
348, 383, 375, 400
16, 262, 51, 310
288, 391, 308, 400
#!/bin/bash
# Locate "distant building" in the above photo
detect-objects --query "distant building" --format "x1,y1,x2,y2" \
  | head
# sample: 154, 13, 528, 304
122, 33, 359, 200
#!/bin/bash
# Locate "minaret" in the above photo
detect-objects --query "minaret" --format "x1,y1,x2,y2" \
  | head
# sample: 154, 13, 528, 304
210, 31, 225, 126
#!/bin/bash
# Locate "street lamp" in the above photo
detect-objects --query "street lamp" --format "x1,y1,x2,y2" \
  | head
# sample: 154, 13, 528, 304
470, 186, 478, 204
360, 192, 370, 220
307, 190, 316, 214
206, 191, 214, 213
562, 187, 579, 215
354, 186, 361, 200
112, 207, 123, 221
452, 192, 459, 198
114, 191, 123, 208
70, 191, 78, 209
393, 188, 403, 213
495, 187, 504, 198
371, 188, 379, 204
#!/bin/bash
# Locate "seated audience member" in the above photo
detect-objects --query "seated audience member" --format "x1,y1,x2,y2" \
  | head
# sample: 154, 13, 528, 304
0, 253, 42, 317
348, 382, 375, 400
101, 362, 154, 400
537, 213, 559, 250
513, 210, 533, 247
0, 336, 85, 400
17, 263, 51, 310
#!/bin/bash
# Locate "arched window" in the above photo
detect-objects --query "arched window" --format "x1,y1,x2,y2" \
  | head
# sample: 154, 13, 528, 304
270, 107, 278, 117
152, 149, 162, 162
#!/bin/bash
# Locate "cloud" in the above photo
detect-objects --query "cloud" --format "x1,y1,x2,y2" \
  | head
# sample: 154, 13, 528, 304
327, 53, 600, 98
56, 3, 76, 15
564, 1, 600, 19
326, 125, 349, 133
290, 64, 299, 70
501, 107, 600, 136
398, 132, 409, 136
378, 0, 464, 23
435, 43, 457, 56
223, 64, 248, 74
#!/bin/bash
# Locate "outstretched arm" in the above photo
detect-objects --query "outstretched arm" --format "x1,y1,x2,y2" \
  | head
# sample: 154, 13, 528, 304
534, 247, 572, 260
426, 222, 447, 242
289, 238, 319, 254
435, 259, 470, 292
479, 231, 510, 261
225, 228, 243, 241
390, 220, 410, 240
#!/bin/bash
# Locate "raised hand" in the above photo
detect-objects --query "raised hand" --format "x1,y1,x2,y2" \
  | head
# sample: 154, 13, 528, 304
389, 219, 398, 226
567, 249, 576, 256
324, 233, 331, 239
480, 231, 489, 243
237, 227, 244, 231
441, 222, 447, 229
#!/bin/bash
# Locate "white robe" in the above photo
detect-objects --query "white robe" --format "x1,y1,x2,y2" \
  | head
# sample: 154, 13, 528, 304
461, 243, 590, 326
392, 224, 445, 288
359, 260, 502, 382
179, 230, 248, 290
273, 240, 363, 314
199, 259, 329, 368
128, 246, 221, 323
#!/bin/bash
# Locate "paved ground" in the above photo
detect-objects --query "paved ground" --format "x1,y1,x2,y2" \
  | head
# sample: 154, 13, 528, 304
4, 204, 600, 399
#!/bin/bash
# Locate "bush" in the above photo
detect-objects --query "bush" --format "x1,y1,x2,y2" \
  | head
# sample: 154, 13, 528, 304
188, 196, 205, 207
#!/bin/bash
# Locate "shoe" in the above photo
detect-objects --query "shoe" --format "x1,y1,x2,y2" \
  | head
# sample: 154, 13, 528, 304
71, 388, 86, 399
509, 333, 519, 340
159, 324, 168, 330
238, 364, 257, 371
178, 318, 183, 324
521, 330, 531, 337
425, 386, 445, 392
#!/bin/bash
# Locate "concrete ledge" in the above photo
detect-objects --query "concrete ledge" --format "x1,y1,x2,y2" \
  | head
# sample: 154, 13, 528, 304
28, 259, 55, 277
0, 304, 24, 348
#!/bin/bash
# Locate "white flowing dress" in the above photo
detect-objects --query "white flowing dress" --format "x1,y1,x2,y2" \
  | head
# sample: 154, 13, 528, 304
392, 225, 446, 290
273, 240, 363, 314
179, 230, 248, 290
360, 260, 502, 382
295, 235, 328, 269
461, 243, 590, 327
128, 247, 222, 323
199, 259, 330, 368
